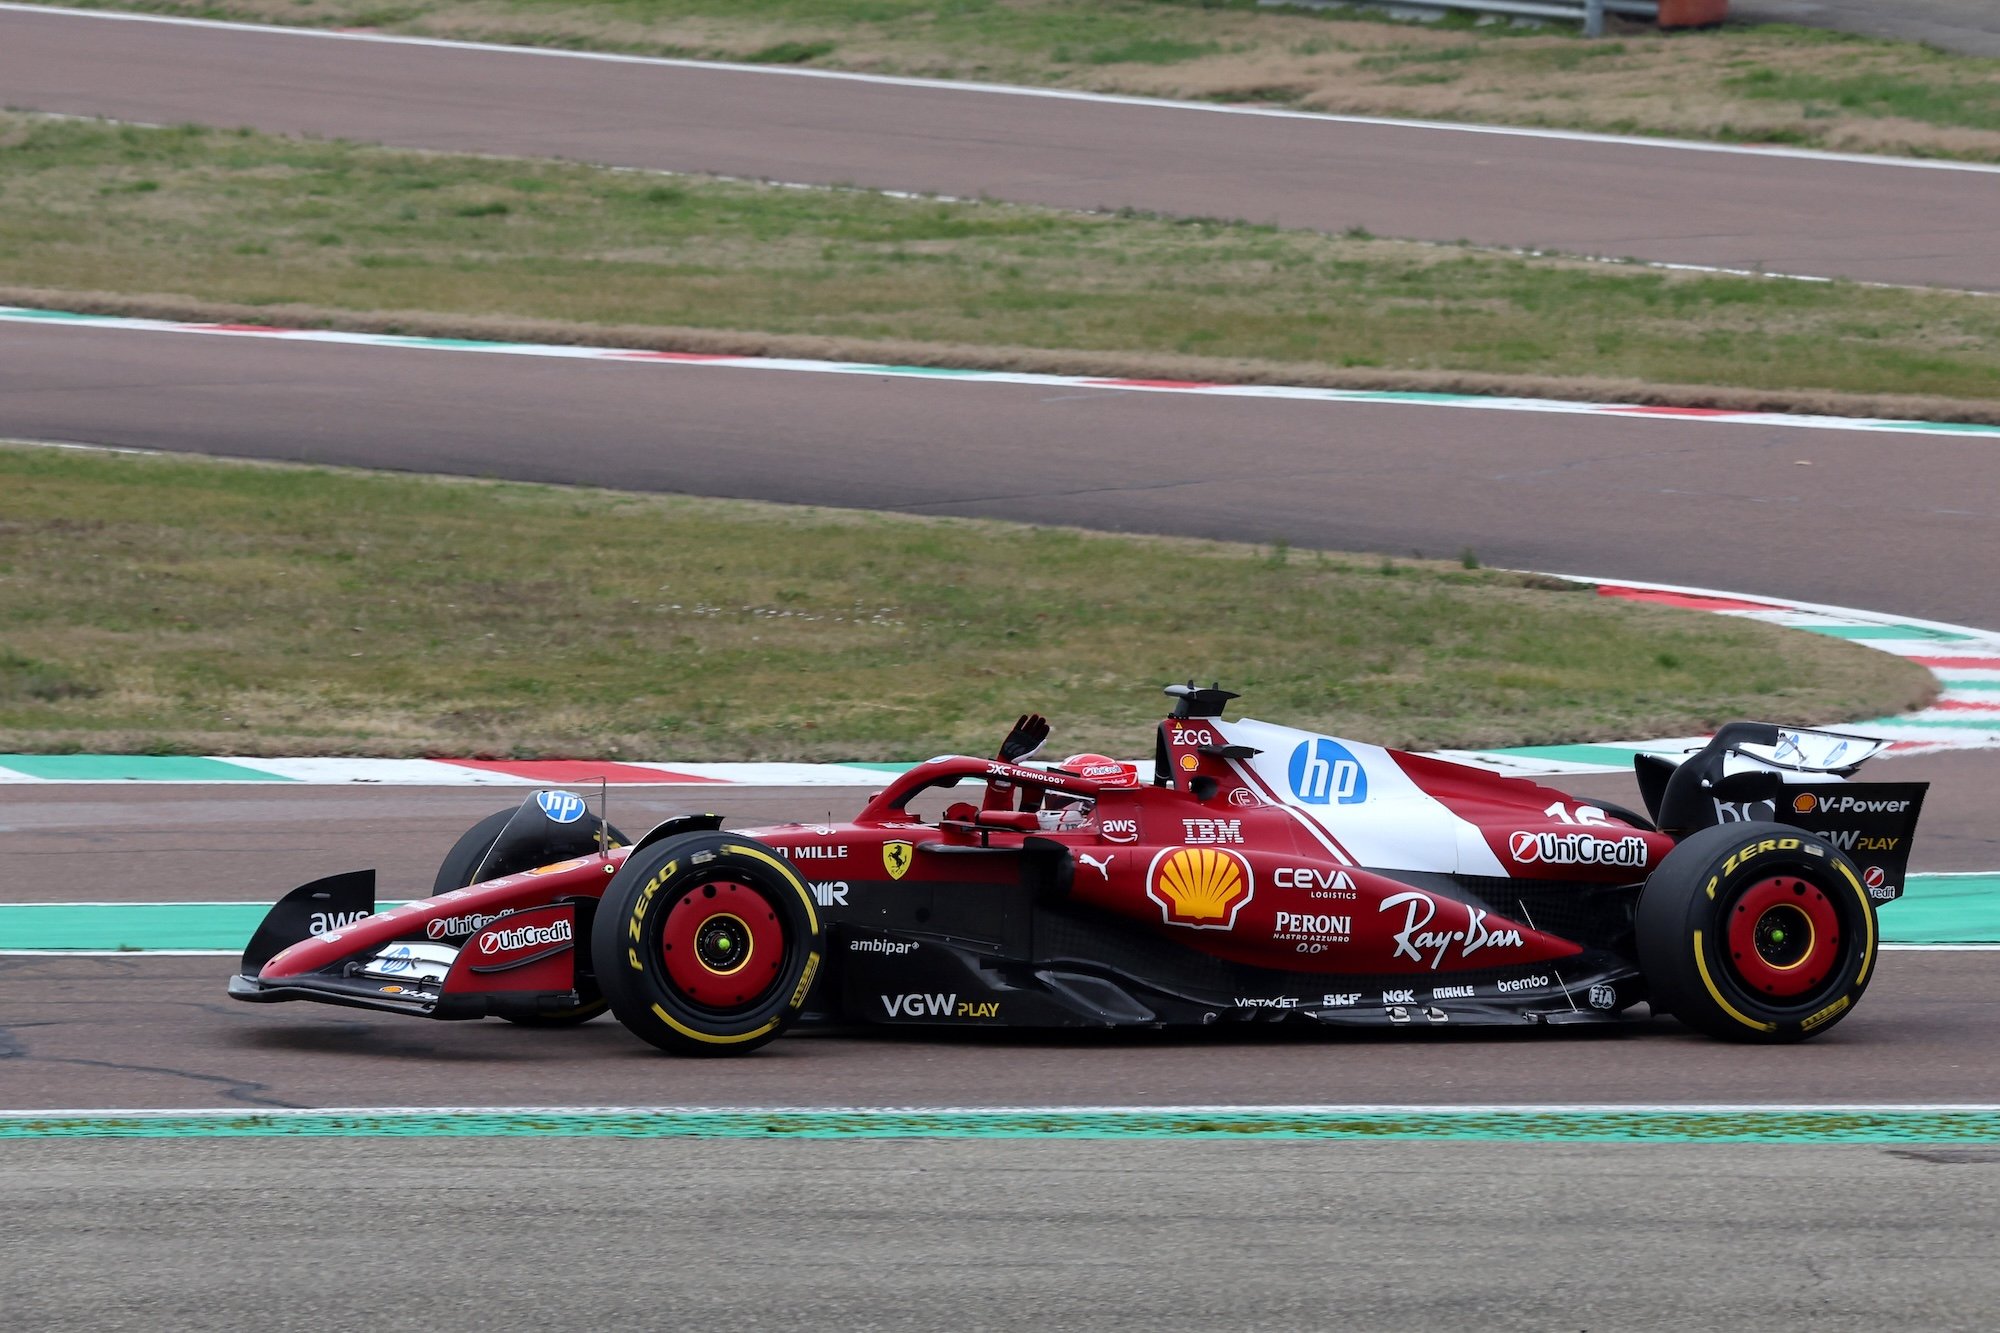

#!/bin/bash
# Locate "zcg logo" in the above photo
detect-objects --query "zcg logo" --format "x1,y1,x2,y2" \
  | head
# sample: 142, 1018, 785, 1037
1286, 739, 1367, 806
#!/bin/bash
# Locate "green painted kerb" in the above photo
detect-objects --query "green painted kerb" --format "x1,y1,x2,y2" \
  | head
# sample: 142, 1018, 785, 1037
0, 754, 290, 782
4, 1108, 1999, 1143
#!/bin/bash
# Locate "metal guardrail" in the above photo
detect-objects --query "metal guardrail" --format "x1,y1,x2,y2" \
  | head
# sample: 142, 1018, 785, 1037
1272, 1, 1661, 38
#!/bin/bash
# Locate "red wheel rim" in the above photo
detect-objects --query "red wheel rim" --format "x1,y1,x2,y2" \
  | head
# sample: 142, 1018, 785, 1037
1726, 875, 1841, 999
658, 880, 786, 1010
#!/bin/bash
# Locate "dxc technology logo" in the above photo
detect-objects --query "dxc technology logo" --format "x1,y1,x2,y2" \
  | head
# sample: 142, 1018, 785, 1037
1286, 739, 1368, 806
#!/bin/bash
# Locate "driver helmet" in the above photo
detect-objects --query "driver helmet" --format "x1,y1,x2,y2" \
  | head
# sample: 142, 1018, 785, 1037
1055, 753, 1139, 788
1036, 753, 1139, 829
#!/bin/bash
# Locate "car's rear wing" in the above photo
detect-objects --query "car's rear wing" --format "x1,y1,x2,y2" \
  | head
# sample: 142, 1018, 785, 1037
1636, 722, 1925, 903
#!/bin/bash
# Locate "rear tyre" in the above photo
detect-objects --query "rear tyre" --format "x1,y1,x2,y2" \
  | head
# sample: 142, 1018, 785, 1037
434, 806, 610, 1026
1636, 821, 1877, 1043
591, 832, 822, 1057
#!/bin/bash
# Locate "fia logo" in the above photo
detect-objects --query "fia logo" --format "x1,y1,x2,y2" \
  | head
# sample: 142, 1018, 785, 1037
1286, 739, 1367, 806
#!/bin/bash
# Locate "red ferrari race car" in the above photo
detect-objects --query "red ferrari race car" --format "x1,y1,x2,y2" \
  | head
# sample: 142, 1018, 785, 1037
229, 685, 1927, 1054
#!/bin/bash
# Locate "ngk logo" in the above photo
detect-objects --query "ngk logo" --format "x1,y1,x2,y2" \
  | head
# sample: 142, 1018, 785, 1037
1508, 831, 1648, 868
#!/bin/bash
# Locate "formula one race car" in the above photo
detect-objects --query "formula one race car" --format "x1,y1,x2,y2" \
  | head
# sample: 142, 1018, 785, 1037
229, 685, 1927, 1053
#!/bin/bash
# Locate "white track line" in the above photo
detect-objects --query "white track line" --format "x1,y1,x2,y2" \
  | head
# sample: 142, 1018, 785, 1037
5, 3, 1998, 174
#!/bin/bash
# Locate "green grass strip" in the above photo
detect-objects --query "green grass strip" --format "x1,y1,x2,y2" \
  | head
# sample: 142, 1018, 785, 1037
4, 1107, 1998, 1142
8, 112, 2000, 407
8, 877, 1993, 951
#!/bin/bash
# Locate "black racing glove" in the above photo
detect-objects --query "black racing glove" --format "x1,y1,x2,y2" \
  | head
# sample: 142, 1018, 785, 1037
998, 712, 1051, 765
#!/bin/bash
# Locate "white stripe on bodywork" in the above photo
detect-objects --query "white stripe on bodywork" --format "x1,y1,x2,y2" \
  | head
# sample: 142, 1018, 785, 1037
1218, 718, 1507, 876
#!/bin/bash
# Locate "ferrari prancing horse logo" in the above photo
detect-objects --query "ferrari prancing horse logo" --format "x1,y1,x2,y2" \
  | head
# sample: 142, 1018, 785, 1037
883, 841, 914, 880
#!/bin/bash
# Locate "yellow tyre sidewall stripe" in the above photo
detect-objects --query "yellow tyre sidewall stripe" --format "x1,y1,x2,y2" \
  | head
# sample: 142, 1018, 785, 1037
1692, 928, 1778, 1034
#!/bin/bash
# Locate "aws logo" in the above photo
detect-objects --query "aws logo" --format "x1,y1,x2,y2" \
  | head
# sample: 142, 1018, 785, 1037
1146, 847, 1254, 931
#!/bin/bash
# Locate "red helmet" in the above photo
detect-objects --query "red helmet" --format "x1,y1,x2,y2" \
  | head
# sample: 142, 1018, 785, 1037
1057, 753, 1139, 787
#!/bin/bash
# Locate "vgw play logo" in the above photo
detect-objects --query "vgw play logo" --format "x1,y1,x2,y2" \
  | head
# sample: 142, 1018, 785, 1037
1287, 739, 1368, 806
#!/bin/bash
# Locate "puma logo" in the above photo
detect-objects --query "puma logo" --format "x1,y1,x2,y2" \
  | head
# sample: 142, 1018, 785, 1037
1078, 852, 1114, 880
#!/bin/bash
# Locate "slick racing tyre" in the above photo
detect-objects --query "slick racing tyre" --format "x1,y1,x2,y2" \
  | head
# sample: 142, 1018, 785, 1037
433, 809, 517, 895
1636, 821, 1877, 1043
591, 832, 822, 1057
435, 806, 612, 1027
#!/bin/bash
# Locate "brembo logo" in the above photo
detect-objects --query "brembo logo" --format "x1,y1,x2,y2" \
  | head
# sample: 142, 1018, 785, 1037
1508, 831, 1648, 868
477, 919, 573, 955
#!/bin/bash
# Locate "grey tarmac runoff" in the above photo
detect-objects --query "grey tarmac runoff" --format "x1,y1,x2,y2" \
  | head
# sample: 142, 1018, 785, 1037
6, 1139, 2000, 1333
1, 3, 1998, 289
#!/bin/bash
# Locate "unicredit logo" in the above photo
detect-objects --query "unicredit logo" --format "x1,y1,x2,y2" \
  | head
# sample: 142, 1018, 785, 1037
427, 911, 504, 941
477, 919, 574, 954
1509, 831, 1648, 867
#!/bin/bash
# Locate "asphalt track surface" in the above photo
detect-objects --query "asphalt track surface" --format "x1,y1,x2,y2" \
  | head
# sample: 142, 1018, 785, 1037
3, 15, 1998, 1322
9, 1139, 2000, 1332
3, 4, 1999, 290
9, 320, 2000, 631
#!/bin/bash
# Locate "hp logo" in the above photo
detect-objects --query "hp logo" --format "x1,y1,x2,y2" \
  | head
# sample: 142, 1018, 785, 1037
1286, 739, 1367, 806
536, 790, 588, 824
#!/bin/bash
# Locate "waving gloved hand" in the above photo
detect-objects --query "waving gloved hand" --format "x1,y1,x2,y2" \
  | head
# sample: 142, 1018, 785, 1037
997, 712, 1051, 764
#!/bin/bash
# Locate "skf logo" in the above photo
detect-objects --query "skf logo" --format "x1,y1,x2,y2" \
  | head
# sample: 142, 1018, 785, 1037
536, 790, 587, 824
882, 841, 913, 880
1793, 792, 1817, 813
1147, 847, 1254, 930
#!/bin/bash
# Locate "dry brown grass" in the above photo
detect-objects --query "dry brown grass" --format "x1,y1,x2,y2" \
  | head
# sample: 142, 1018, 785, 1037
0, 442, 1933, 758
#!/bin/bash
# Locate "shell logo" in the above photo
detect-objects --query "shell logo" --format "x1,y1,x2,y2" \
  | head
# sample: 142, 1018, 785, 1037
1146, 847, 1254, 930
1793, 793, 1818, 814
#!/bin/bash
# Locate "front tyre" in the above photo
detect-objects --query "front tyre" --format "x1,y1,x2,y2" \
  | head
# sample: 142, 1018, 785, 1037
591, 832, 822, 1057
435, 806, 612, 1026
1637, 822, 1877, 1043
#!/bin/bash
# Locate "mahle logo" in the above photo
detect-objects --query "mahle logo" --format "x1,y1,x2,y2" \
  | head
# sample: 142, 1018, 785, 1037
1287, 739, 1367, 806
